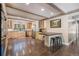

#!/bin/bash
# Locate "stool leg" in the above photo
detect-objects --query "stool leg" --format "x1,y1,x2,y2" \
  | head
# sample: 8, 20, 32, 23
60, 38, 62, 47
59, 37, 62, 48
50, 39, 52, 51
53, 39, 55, 51
59, 38, 61, 47
56, 39, 58, 50
57, 39, 59, 49
54, 39, 58, 51
50, 39, 53, 51
58, 38, 60, 49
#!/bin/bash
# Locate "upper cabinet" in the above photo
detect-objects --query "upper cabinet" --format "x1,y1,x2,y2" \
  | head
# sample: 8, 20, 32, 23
39, 20, 44, 29
27, 22, 32, 29
7, 19, 12, 29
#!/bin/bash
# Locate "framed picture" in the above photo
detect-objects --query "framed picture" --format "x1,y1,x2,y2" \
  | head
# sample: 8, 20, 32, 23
50, 19, 61, 28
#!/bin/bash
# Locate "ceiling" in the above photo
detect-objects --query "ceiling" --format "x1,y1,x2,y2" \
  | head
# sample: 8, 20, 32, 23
54, 3, 79, 13
5, 3, 79, 20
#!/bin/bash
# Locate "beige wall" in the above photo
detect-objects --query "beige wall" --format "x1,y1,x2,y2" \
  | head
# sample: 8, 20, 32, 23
45, 12, 79, 45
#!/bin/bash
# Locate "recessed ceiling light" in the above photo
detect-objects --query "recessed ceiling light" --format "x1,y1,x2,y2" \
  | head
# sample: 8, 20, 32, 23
51, 12, 54, 15
41, 8, 45, 11
26, 3, 30, 5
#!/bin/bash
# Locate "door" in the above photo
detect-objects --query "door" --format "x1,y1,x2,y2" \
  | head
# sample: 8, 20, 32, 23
77, 20, 79, 41
68, 21, 76, 43
78, 21, 79, 40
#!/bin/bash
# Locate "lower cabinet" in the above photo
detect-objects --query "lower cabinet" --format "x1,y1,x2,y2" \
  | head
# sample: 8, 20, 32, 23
7, 31, 25, 39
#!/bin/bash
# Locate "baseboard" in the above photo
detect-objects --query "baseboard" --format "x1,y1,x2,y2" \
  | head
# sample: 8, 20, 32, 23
62, 39, 76, 46
62, 42, 70, 46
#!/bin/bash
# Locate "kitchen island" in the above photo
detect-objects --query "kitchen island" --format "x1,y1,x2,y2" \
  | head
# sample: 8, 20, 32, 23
42, 32, 63, 47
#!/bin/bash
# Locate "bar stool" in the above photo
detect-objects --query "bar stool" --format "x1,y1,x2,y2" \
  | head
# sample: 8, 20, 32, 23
50, 37, 54, 51
50, 36, 62, 52
59, 36, 62, 47
54, 37, 58, 50
50, 37, 58, 51
55, 36, 62, 49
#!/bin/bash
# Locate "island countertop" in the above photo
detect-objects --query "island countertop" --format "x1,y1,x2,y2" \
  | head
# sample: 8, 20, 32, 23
42, 32, 62, 36
43, 32, 63, 47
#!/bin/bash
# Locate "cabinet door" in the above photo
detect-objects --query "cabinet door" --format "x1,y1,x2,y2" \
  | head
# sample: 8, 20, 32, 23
27, 31, 32, 37
7, 19, 12, 29
27, 22, 32, 29
39, 20, 44, 29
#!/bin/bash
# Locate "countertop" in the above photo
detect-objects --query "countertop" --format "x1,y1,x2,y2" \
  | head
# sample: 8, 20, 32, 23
42, 32, 62, 36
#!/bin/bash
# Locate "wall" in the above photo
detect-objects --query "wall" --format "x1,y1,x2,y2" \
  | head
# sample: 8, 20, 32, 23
46, 15, 69, 45
67, 12, 79, 45
45, 12, 79, 45
34, 21, 39, 32
68, 20, 76, 42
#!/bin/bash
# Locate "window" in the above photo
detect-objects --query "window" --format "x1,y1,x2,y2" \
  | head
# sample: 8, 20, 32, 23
14, 24, 25, 31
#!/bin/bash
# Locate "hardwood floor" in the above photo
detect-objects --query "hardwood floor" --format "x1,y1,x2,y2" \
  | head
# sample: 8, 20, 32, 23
6, 38, 79, 56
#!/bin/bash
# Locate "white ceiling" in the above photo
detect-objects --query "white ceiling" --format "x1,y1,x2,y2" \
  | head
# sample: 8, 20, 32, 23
54, 3, 79, 13
5, 3, 79, 20
6, 7, 45, 20
6, 3, 62, 17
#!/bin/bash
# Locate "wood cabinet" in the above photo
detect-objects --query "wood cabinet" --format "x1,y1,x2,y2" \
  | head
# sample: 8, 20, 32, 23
26, 22, 33, 37
35, 32, 44, 40
7, 19, 12, 29
27, 22, 32, 29
39, 20, 44, 29
26, 30, 33, 37
7, 31, 25, 39
39, 20, 46, 33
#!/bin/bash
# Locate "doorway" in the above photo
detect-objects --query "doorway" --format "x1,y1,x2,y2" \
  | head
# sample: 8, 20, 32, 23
68, 15, 79, 45
76, 20, 79, 43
